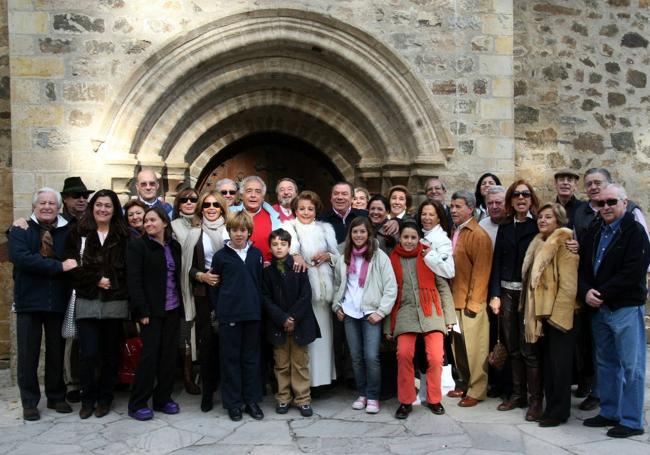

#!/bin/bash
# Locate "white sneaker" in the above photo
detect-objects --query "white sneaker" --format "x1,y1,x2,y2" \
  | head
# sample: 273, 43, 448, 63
352, 396, 367, 410
366, 399, 380, 414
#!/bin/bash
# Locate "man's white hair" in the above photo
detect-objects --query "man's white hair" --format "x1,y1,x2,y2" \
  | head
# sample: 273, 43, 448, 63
240, 175, 267, 196
32, 187, 62, 209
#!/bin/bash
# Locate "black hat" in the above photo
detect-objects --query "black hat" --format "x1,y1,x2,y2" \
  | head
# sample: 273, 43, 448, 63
61, 177, 93, 195
553, 168, 580, 180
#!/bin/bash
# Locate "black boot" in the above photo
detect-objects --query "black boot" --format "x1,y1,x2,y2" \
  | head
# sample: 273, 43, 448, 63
525, 367, 543, 422
182, 345, 201, 395
498, 358, 526, 411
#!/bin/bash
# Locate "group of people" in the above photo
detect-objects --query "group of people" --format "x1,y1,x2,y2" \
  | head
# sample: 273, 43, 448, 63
8, 166, 649, 439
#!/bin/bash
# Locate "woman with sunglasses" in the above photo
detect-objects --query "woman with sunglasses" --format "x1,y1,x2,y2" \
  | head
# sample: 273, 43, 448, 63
215, 178, 239, 208
171, 187, 202, 395
179, 190, 230, 412
489, 179, 541, 420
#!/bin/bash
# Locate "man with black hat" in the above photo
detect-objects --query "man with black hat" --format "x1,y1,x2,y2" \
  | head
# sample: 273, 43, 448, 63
60, 177, 94, 221
553, 169, 582, 229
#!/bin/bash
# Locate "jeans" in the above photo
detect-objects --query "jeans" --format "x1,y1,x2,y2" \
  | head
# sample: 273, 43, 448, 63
344, 315, 382, 400
592, 305, 646, 430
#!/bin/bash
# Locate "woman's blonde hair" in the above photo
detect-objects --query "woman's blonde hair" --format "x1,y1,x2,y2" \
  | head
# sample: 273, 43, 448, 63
192, 190, 229, 227
537, 202, 569, 228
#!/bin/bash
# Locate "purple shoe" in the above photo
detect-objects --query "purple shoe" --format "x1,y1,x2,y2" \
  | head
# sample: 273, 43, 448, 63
129, 407, 153, 421
154, 401, 180, 415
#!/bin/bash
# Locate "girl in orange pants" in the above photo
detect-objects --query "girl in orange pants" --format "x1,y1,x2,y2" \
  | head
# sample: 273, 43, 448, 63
387, 222, 457, 419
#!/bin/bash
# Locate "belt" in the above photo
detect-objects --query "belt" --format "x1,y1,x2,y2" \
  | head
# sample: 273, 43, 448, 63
501, 280, 522, 291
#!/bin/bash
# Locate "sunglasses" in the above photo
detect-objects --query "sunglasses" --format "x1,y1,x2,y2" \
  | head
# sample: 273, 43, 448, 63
220, 190, 237, 196
138, 181, 157, 187
512, 191, 532, 198
69, 192, 89, 199
595, 198, 620, 208
179, 197, 198, 204
202, 202, 222, 209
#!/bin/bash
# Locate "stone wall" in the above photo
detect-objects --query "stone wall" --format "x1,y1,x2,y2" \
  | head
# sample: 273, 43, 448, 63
514, 0, 650, 211
0, 0, 11, 360
8, 0, 514, 217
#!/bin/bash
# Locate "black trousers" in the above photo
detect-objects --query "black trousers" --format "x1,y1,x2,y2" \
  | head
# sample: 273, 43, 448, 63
574, 310, 594, 389
16, 311, 66, 408
129, 308, 180, 411
500, 289, 540, 368
219, 320, 262, 410
77, 318, 123, 407
542, 319, 577, 421
195, 296, 218, 392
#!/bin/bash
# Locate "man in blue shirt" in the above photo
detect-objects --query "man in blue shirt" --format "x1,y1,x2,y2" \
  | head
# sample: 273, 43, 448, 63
578, 183, 650, 438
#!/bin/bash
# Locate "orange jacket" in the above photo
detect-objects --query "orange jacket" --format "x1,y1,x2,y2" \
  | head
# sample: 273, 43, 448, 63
451, 218, 493, 313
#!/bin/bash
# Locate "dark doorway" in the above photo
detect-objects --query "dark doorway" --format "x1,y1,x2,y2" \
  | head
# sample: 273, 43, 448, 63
196, 132, 344, 208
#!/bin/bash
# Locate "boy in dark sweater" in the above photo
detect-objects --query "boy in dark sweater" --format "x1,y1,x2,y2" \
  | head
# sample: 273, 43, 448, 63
262, 229, 319, 417
211, 211, 264, 422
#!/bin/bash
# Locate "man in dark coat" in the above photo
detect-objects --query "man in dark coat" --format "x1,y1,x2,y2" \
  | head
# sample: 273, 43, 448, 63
579, 184, 650, 438
8, 188, 78, 421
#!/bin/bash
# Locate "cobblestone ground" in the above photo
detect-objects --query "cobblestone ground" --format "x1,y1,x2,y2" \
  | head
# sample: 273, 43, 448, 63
0, 351, 648, 455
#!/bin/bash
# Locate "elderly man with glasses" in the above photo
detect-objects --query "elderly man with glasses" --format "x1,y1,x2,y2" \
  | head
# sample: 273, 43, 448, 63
579, 183, 650, 438
215, 178, 239, 208
133, 168, 172, 219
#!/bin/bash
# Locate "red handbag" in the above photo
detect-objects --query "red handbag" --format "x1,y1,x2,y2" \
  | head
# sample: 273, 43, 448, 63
117, 337, 143, 384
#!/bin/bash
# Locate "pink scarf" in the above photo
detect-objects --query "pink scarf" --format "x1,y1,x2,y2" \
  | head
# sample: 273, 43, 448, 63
348, 246, 370, 288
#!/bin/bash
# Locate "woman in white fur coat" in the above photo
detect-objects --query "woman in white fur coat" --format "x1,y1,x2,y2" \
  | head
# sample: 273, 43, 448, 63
281, 190, 340, 387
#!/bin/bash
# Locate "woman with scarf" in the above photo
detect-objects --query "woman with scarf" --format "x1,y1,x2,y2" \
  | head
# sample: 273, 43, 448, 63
416, 200, 455, 280
171, 187, 201, 396
521, 203, 578, 427
333, 217, 397, 414
387, 222, 456, 419
179, 190, 229, 412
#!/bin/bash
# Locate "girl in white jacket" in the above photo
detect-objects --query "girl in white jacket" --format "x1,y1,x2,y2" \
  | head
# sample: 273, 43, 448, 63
333, 217, 397, 414
416, 200, 455, 280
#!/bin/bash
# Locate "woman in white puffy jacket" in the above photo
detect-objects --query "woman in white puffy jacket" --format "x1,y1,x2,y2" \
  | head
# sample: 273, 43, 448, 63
416, 200, 455, 280
333, 217, 397, 414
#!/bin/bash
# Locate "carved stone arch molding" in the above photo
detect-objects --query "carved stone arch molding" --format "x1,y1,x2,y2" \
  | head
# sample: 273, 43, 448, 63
96, 8, 454, 196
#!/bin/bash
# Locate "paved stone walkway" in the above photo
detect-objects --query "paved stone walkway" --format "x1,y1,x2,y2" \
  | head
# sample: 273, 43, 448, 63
0, 359, 648, 454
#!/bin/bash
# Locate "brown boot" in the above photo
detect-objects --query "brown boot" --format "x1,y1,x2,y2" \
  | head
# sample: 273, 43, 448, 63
525, 366, 543, 422
497, 359, 526, 411
182, 345, 201, 395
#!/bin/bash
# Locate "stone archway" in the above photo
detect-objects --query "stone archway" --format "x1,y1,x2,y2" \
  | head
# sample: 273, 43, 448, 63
94, 9, 454, 198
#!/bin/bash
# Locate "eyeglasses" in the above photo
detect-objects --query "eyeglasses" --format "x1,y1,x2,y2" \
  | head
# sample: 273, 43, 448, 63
220, 190, 237, 196
69, 192, 89, 199
202, 202, 222, 209
179, 197, 198, 204
595, 198, 620, 208
512, 191, 532, 198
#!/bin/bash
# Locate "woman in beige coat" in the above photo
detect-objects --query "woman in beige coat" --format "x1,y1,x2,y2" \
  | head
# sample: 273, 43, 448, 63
521, 202, 579, 427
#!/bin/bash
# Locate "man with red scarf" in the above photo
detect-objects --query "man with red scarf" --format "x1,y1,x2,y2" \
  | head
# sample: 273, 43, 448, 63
448, 190, 493, 407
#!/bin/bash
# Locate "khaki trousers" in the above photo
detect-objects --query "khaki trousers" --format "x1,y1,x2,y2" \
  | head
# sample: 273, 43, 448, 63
452, 308, 489, 400
274, 334, 311, 405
